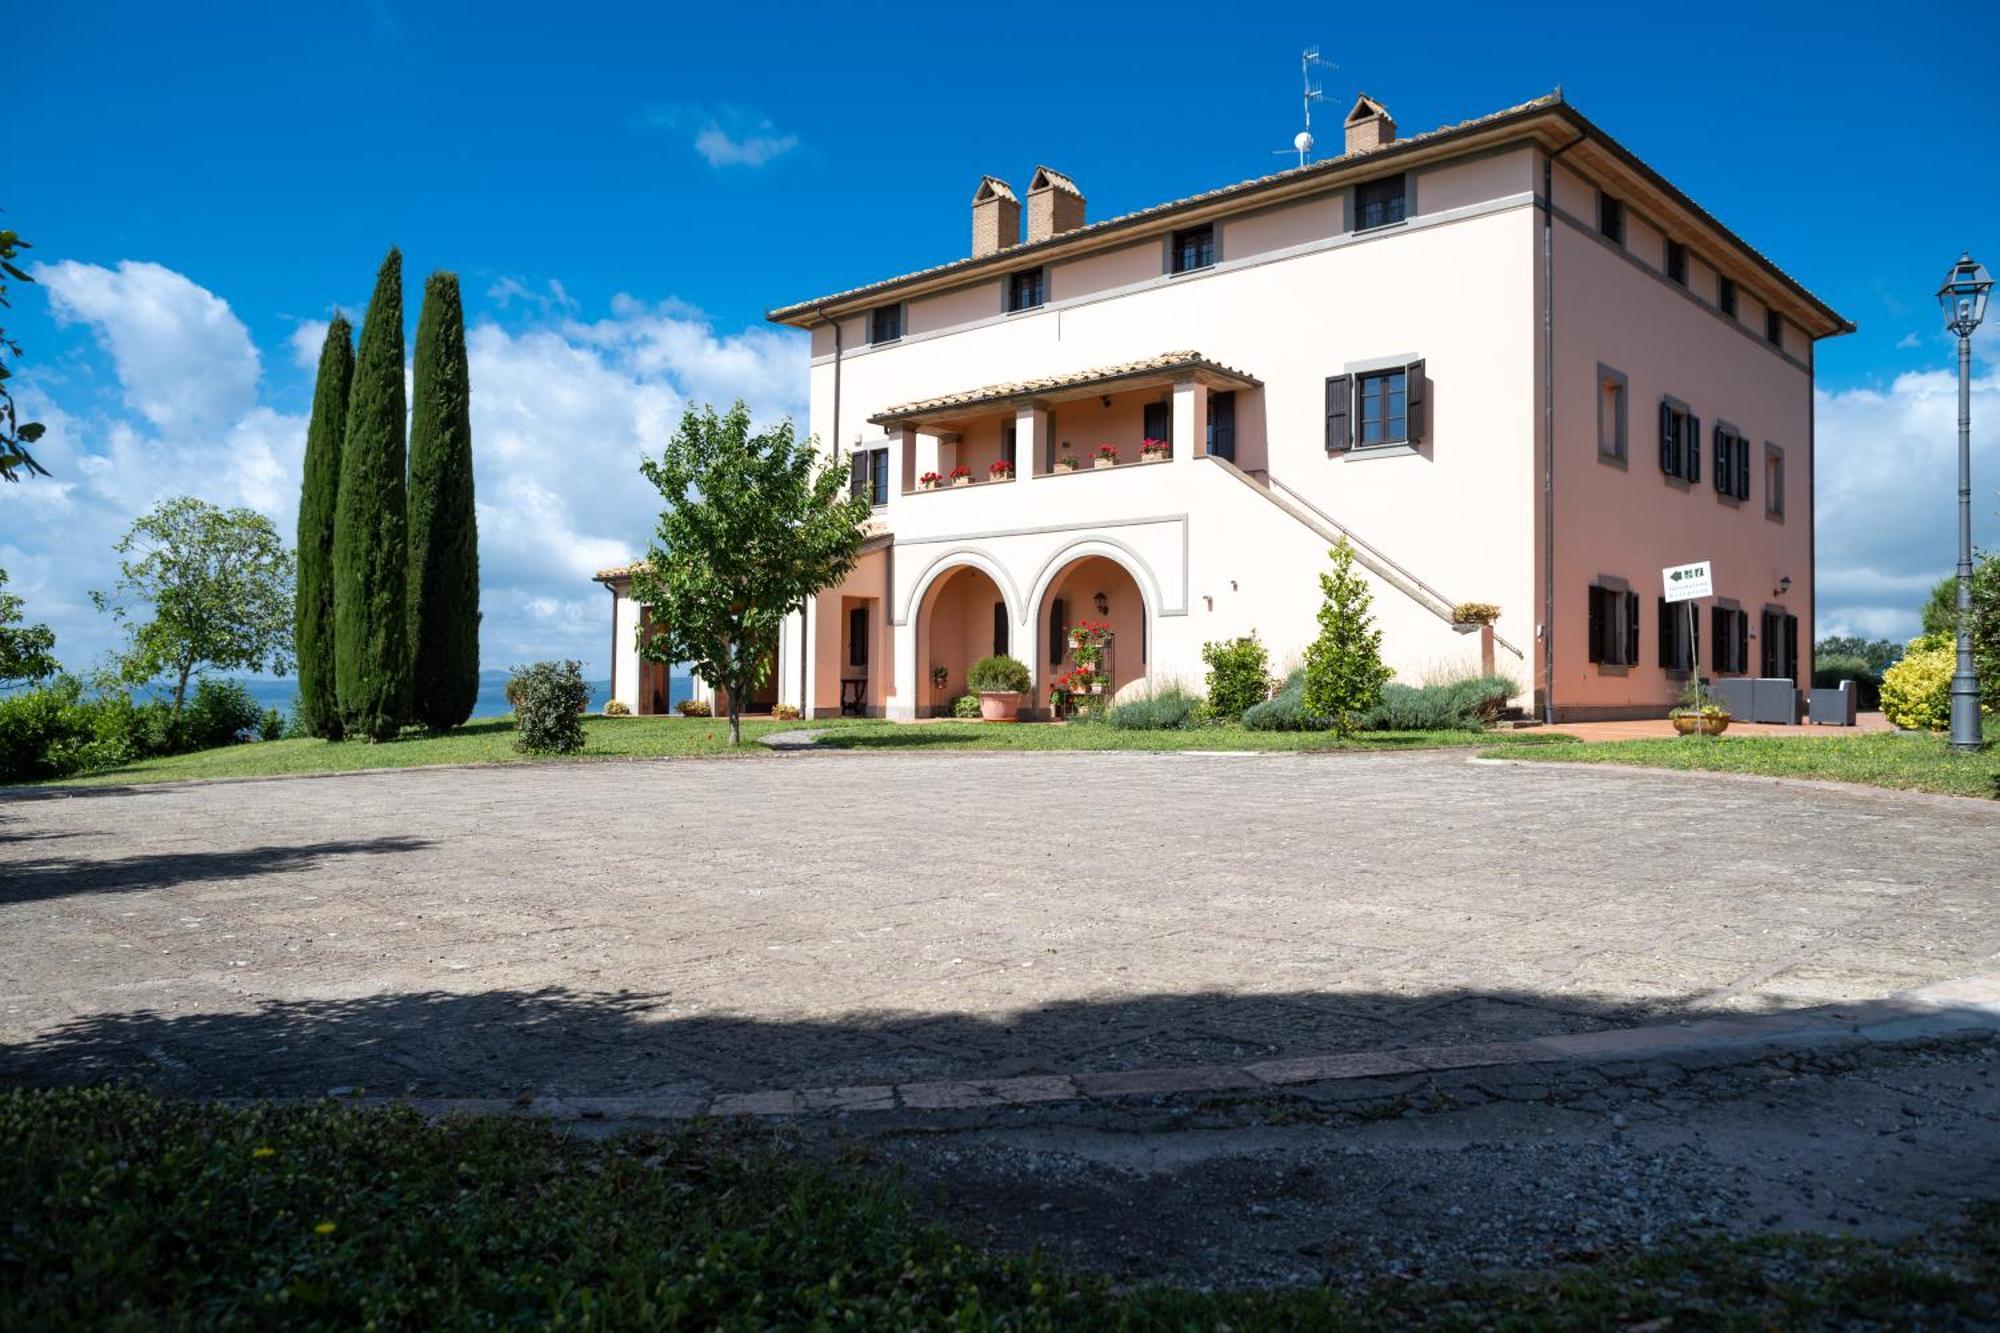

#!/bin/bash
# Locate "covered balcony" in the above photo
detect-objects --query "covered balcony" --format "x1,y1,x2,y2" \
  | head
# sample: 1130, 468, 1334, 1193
866, 351, 1263, 499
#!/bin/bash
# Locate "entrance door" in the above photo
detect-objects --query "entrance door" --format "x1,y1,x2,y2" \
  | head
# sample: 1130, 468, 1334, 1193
1208, 390, 1236, 462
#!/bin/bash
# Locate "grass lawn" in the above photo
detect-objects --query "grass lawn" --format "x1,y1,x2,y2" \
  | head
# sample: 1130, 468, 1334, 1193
813, 719, 1577, 753
1485, 731, 2000, 800
4, 1088, 1993, 1330
19, 715, 1575, 788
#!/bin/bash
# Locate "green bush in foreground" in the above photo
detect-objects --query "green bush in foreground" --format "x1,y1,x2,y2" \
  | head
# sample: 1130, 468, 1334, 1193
1365, 674, 1515, 732
2, 1088, 1994, 1331
1107, 682, 1200, 730
1200, 633, 1270, 718
1881, 632, 1954, 731
966, 653, 1031, 693
508, 660, 587, 755
951, 692, 982, 719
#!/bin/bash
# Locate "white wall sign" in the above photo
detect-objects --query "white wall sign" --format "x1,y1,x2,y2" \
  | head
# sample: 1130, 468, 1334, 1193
1662, 560, 1713, 603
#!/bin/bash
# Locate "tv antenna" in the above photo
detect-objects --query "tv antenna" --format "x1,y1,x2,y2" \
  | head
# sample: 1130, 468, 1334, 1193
1275, 46, 1336, 167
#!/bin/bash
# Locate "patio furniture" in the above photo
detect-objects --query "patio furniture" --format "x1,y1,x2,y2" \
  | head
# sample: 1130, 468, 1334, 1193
1807, 680, 1858, 726
1708, 677, 1799, 725
840, 676, 867, 717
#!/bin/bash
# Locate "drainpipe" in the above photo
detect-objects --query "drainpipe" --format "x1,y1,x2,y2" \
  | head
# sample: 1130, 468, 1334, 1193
1541, 128, 1588, 726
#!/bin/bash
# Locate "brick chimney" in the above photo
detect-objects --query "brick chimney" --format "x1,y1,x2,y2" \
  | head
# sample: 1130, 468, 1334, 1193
1026, 167, 1085, 244
1343, 95, 1396, 154
971, 177, 1020, 258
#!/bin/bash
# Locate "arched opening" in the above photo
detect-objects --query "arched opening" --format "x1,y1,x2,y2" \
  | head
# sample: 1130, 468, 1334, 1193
1038, 554, 1149, 701
917, 564, 1013, 716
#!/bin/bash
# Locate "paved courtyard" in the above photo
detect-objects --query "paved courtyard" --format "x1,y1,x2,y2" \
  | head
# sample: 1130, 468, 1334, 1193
2, 750, 1996, 1099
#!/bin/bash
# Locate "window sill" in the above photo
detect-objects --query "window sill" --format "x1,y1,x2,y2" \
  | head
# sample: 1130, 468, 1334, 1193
1355, 218, 1409, 236
1764, 508, 1786, 524
1597, 449, 1627, 470
1003, 304, 1045, 316
1339, 442, 1419, 461
1715, 492, 1741, 509
1167, 263, 1215, 278
1594, 664, 1631, 677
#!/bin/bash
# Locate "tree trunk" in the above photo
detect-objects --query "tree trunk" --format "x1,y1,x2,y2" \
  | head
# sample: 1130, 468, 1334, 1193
172, 662, 193, 716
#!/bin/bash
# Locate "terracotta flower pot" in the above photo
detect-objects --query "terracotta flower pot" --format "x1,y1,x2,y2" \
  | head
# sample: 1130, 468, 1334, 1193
1672, 714, 1730, 736
978, 690, 1021, 722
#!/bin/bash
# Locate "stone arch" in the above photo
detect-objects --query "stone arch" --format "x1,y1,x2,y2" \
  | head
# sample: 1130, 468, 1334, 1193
1031, 543, 1159, 699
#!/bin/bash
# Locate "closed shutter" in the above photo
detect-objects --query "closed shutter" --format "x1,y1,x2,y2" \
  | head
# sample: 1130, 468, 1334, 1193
1736, 439, 1751, 501
1784, 614, 1799, 682
993, 602, 1009, 657
1713, 428, 1730, 493
1049, 598, 1067, 666
1659, 402, 1675, 474
1326, 375, 1352, 452
1658, 598, 1674, 668
849, 451, 867, 501
1760, 611, 1777, 677
1404, 359, 1427, 444
1710, 606, 1723, 672
1588, 586, 1606, 664
1624, 592, 1641, 667
1685, 414, 1701, 484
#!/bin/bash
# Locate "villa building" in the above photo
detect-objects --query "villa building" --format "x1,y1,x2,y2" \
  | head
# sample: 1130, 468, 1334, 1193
598, 91, 1850, 722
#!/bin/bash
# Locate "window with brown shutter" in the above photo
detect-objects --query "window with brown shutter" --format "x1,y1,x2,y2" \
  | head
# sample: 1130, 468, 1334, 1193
1325, 374, 1352, 452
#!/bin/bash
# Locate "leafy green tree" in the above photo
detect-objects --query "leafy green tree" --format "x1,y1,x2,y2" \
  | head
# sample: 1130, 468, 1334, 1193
406, 271, 480, 732
1919, 555, 2000, 712
1813, 635, 1901, 674
0, 567, 58, 687
333, 249, 411, 741
1921, 574, 1958, 639
90, 498, 295, 716
294, 314, 353, 739
631, 402, 870, 746
1301, 539, 1392, 738
1, 224, 49, 482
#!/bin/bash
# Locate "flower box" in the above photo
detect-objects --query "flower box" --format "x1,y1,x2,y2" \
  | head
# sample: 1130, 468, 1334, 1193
1055, 457, 1079, 474
1092, 457, 1116, 470
918, 471, 942, 491
1093, 445, 1119, 468
1138, 438, 1169, 463
988, 460, 1015, 481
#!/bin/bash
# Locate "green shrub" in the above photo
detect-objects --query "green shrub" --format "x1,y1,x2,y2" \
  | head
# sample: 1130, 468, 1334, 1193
508, 661, 587, 754
1360, 674, 1515, 732
1200, 635, 1270, 718
259, 708, 286, 741
966, 654, 1030, 693
1881, 633, 1953, 731
0, 678, 94, 781
1107, 684, 1199, 731
182, 679, 263, 750
602, 698, 631, 717
1302, 540, 1391, 736
1242, 670, 1331, 731
951, 693, 982, 719
676, 698, 711, 717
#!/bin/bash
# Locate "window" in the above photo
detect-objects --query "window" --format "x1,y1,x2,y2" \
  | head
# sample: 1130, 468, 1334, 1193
1665, 240, 1688, 287
1001, 423, 1017, 469
1712, 424, 1751, 501
1142, 399, 1171, 448
1598, 193, 1625, 245
848, 606, 869, 668
1765, 443, 1785, 518
1597, 366, 1628, 463
848, 446, 889, 507
1357, 369, 1406, 446
1761, 609, 1800, 681
1006, 268, 1045, 313
868, 304, 902, 344
1765, 309, 1784, 347
1657, 597, 1700, 672
992, 602, 1009, 657
1711, 606, 1750, 675
1207, 390, 1236, 462
1588, 583, 1641, 667
1355, 174, 1407, 230
1325, 361, 1426, 451
1718, 276, 1737, 318
1169, 224, 1214, 274
1657, 399, 1701, 483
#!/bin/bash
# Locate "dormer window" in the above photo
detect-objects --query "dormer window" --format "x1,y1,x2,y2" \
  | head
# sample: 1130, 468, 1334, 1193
1665, 240, 1688, 287
1006, 268, 1045, 312
1598, 194, 1625, 244
1170, 224, 1214, 274
868, 305, 903, 345
1356, 174, 1407, 230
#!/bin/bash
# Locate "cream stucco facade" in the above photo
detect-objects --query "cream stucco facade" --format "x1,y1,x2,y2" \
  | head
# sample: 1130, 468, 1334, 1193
601, 92, 1849, 723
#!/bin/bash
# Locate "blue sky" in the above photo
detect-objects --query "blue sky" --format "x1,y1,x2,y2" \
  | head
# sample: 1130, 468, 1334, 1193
7, 2, 1999, 676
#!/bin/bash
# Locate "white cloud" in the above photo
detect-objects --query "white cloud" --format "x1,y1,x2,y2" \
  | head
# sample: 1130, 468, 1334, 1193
486, 276, 578, 315
6, 260, 806, 681
638, 104, 798, 169
290, 318, 332, 370
1815, 360, 1999, 641
34, 260, 261, 434
1895, 331, 1923, 350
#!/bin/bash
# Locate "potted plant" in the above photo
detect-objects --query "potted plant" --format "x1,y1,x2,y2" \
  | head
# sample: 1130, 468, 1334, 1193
1669, 679, 1731, 736
918, 471, 942, 491
1138, 437, 1169, 462
988, 459, 1016, 481
1093, 445, 1119, 469
1450, 601, 1501, 676
931, 664, 948, 697
948, 464, 974, 488
966, 653, 1031, 721
1054, 454, 1080, 474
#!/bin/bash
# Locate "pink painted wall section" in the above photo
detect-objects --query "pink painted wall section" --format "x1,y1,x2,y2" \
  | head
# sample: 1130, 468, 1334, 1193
1221, 193, 1344, 259
1549, 209, 1812, 718
1414, 146, 1535, 215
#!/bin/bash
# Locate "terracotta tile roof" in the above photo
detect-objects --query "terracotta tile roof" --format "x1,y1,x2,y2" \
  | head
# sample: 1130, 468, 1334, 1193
593, 561, 648, 583
870, 351, 1260, 425
767, 92, 1850, 337
592, 528, 892, 585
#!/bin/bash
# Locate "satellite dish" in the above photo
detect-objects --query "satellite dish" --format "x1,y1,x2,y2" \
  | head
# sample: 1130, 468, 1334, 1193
1293, 130, 1315, 155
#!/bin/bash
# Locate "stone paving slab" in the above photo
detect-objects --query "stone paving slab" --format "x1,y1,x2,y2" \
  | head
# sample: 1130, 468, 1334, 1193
3, 751, 1997, 1102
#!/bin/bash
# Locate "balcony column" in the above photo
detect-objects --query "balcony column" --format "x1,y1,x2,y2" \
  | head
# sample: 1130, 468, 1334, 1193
895, 427, 919, 503
1171, 377, 1207, 463
1014, 402, 1048, 484
913, 429, 940, 487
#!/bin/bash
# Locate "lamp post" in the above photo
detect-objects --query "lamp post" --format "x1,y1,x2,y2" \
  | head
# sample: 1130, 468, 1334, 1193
1938, 251, 1992, 752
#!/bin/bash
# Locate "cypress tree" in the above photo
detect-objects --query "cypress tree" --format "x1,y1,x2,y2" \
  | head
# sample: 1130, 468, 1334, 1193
332, 248, 411, 741
406, 271, 480, 731
294, 315, 353, 740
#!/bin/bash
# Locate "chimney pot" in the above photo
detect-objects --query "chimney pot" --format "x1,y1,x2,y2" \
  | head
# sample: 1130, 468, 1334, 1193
1026, 166, 1086, 244
971, 177, 1020, 258
1342, 94, 1396, 155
